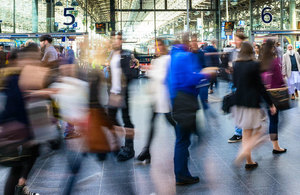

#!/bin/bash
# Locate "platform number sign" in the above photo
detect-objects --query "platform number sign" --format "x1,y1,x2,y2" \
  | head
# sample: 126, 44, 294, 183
64, 8, 76, 25
95, 23, 106, 34
262, 7, 272, 23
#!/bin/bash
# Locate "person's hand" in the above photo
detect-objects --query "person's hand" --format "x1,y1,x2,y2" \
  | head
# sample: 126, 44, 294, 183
270, 104, 277, 115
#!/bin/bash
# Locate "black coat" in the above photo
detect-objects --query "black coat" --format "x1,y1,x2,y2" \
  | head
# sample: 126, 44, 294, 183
233, 60, 272, 108
120, 50, 136, 83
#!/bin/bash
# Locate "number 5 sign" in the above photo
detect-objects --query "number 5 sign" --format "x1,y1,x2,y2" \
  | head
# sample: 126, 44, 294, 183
64, 8, 75, 25
262, 7, 272, 23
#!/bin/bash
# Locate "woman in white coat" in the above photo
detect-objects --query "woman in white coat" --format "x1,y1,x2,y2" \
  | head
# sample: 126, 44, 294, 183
136, 38, 176, 163
282, 44, 300, 100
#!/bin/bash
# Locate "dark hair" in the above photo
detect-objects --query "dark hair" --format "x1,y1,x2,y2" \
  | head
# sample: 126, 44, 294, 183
255, 44, 260, 49
24, 42, 39, 52
182, 32, 189, 45
9, 49, 18, 61
237, 42, 254, 61
39, 34, 53, 43
156, 38, 165, 45
235, 33, 248, 41
172, 40, 181, 45
260, 39, 276, 72
191, 34, 197, 40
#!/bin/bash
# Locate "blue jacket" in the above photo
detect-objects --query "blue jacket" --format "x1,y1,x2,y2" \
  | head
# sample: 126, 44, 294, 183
204, 45, 220, 67
167, 44, 208, 99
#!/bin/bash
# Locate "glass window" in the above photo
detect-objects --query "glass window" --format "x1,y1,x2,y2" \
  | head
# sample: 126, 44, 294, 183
0, 0, 14, 33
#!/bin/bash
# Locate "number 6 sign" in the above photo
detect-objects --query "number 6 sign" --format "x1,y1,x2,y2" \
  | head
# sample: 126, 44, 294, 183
64, 8, 75, 25
262, 7, 272, 23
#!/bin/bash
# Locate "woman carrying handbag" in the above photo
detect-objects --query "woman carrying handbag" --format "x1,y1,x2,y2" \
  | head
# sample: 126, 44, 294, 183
231, 42, 276, 169
261, 39, 287, 154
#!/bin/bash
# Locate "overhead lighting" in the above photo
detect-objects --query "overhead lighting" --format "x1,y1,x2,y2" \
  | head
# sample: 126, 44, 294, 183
55, 0, 63, 6
71, 0, 79, 6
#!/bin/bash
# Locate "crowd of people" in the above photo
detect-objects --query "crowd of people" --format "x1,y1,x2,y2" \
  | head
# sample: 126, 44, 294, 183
0, 31, 299, 195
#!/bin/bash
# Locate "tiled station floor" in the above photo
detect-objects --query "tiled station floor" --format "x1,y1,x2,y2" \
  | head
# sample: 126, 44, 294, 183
1, 79, 300, 195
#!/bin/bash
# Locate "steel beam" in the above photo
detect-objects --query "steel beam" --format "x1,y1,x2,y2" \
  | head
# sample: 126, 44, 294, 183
114, 9, 217, 12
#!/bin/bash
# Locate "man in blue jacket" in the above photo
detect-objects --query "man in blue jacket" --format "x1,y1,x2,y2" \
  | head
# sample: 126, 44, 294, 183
168, 33, 212, 185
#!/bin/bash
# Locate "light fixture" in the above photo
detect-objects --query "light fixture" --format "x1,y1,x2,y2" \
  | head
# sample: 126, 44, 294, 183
55, 0, 63, 6
71, 0, 79, 6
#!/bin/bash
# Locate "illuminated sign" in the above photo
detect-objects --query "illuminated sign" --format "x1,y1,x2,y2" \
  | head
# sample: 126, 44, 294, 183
224, 21, 234, 32
95, 23, 106, 34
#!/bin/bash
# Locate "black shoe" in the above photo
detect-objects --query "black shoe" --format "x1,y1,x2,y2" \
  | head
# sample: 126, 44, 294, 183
117, 146, 135, 161
15, 185, 40, 195
245, 162, 258, 170
136, 147, 151, 163
97, 153, 107, 161
273, 148, 287, 154
228, 135, 242, 143
176, 176, 200, 185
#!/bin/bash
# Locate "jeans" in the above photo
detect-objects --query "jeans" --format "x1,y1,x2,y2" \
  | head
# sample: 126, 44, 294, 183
172, 91, 198, 179
268, 110, 279, 141
174, 124, 192, 179
199, 86, 209, 110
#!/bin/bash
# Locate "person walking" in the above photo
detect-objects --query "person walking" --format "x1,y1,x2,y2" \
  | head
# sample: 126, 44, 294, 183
261, 39, 287, 154
204, 39, 220, 94
167, 33, 213, 185
0, 44, 6, 68
228, 33, 248, 143
107, 32, 136, 161
190, 34, 209, 110
39, 35, 58, 65
136, 38, 176, 163
231, 42, 276, 169
1, 48, 40, 195
282, 44, 300, 100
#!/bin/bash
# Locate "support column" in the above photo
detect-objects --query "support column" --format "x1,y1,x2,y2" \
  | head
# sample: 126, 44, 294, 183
250, 0, 254, 43
110, 0, 116, 32
280, 0, 284, 48
290, 0, 296, 45
85, 0, 88, 33
186, 0, 189, 32
13, 0, 16, 33
290, 0, 296, 30
154, 0, 157, 41
46, 0, 54, 33
32, 0, 38, 33
215, 0, 221, 49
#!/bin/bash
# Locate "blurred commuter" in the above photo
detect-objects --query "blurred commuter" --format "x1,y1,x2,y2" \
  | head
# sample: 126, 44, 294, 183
167, 33, 212, 185
254, 44, 260, 60
190, 34, 209, 110
231, 42, 276, 169
39, 34, 58, 65
130, 54, 140, 78
228, 33, 247, 143
0, 44, 6, 68
0, 49, 39, 195
107, 32, 136, 161
282, 44, 300, 100
275, 41, 283, 59
136, 38, 176, 163
261, 39, 287, 153
66, 46, 76, 64
205, 39, 220, 94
